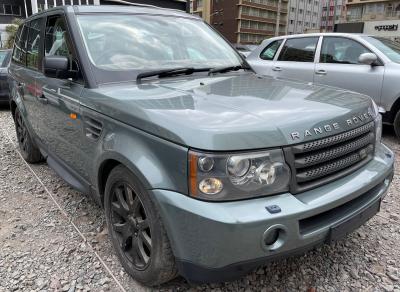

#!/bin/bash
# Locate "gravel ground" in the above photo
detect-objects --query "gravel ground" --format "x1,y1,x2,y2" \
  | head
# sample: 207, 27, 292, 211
0, 105, 399, 292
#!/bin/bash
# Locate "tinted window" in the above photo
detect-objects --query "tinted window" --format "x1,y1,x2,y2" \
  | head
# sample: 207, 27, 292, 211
320, 37, 370, 65
0, 50, 11, 67
45, 15, 72, 58
278, 37, 319, 62
12, 25, 28, 66
27, 19, 42, 70
260, 40, 283, 60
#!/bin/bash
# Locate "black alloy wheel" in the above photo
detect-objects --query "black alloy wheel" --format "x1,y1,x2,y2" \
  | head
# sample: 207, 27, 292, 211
14, 107, 42, 163
110, 182, 152, 270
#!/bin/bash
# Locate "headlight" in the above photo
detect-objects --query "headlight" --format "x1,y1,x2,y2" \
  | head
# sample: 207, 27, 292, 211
189, 149, 290, 201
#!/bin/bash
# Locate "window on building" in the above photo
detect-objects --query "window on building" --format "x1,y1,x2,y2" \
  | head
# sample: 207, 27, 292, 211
27, 19, 42, 70
260, 40, 283, 61
278, 37, 319, 62
320, 37, 371, 64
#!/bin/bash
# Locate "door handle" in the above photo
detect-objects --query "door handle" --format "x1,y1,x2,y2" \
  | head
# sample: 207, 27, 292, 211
272, 67, 282, 72
315, 70, 327, 75
38, 95, 48, 104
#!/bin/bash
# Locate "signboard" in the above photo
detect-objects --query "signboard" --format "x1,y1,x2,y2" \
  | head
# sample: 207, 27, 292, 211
364, 20, 400, 37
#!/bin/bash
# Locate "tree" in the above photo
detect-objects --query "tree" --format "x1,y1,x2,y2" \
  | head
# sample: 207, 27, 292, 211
4, 18, 23, 49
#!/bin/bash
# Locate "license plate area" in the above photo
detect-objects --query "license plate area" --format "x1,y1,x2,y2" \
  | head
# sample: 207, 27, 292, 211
328, 199, 381, 243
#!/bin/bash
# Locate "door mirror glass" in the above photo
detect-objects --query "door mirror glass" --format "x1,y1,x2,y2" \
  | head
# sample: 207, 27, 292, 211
358, 52, 378, 65
43, 55, 69, 78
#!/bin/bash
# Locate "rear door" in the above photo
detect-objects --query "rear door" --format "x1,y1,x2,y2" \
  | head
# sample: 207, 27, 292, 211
248, 39, 284, 76
271, 36, 320, 83
314, 36, 384, 104
9, 23, 39, 131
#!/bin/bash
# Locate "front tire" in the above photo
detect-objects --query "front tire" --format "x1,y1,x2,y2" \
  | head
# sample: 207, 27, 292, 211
104, 165, 177, 286
14, 107, 43, 163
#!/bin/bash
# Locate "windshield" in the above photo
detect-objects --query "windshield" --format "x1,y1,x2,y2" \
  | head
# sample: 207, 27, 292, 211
76, 15, 243, 71
363, 36, 400, 63
0, 50, 10, 67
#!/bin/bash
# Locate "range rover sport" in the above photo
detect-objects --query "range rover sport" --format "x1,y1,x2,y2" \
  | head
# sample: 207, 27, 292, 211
8, 5, 394, 286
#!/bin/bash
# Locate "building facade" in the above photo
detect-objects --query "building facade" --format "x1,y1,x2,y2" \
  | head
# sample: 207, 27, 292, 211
191, 0, 288, 44
287, 0, 322, 34
320, 0, 346, 32
337, 0, 400, 39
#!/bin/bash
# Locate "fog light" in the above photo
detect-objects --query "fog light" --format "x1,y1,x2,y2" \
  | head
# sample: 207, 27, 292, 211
199, 178, 223, 195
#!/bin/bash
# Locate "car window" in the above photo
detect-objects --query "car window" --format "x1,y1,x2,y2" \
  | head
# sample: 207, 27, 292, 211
12, 24, 28, 66
45, 15, 73, 59
260, 40, 283, 61
76, 15, 243, 71
0, 50, 10, 67
320, 37, 370, 65
27, 19, 42, 70
278, 37, 319, 62
362, 36, 400, 63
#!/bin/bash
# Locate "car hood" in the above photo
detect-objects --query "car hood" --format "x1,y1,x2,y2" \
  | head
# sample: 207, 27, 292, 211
83, 73, 375, 151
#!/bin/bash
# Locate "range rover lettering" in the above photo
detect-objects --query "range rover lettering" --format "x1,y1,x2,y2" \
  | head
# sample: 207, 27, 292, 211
8, 5, 394, 286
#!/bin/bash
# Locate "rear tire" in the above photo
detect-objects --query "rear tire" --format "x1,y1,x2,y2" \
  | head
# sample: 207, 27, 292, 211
14, 107, 43, 163
104, 165, 177, 286
394, 110, 400, 140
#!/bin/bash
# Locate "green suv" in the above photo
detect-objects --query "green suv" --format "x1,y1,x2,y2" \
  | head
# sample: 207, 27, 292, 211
8, 5, 394, 286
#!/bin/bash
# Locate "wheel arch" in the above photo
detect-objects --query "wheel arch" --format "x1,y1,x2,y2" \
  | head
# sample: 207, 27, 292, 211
388, 96, 400, 124
96, 154, 152, 207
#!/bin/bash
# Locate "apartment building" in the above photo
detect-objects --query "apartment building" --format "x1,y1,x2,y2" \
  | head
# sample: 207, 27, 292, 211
191, 0, 288, 45
320, 0, 346, 32
338, 0, 400, 38
286, 0, 322, 34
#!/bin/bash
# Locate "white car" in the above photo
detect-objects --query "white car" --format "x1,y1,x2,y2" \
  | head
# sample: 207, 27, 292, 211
247, 33, 400, 138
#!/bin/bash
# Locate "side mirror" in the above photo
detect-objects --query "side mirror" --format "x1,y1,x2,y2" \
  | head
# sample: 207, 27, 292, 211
358, 53, 378, 66
43, 56, 69, 79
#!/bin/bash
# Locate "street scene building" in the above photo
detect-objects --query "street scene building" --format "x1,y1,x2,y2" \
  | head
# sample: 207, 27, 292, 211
320, 0, 346, 32
191, 0, 288, 44
337, 0, 400, 40
286, 0, 322, 34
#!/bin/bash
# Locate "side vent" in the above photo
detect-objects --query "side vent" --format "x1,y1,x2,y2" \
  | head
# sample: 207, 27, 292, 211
84, 117, 103, 140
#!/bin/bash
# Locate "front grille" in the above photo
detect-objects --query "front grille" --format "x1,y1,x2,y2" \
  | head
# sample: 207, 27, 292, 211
284, 121, 375, 194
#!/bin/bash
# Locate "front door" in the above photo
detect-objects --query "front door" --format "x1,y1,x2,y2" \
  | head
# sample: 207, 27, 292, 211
314, 36, 384, 105
271, 36, 320, 83
35, 14, 87, 179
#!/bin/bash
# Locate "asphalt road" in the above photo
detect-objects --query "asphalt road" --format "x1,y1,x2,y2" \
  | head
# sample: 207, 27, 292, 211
0, 105, 399, 292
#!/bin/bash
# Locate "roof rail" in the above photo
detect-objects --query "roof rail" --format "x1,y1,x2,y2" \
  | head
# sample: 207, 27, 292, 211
100, 0, 177, 11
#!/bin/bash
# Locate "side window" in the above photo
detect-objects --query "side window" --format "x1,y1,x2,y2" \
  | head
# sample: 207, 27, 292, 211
260, 40, 283, 61
278, 37, 319, 62
320, 37, 371, 65
12, 24, 28, 66
27, 19, 42, 70
45, 15, 72, 59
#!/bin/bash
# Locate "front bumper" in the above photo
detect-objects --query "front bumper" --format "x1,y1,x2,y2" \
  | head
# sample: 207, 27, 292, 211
152, 143, 394, 283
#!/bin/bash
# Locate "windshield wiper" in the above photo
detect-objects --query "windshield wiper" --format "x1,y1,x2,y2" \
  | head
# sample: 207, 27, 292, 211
208, 65, 248, 75
136, 67, 210, 83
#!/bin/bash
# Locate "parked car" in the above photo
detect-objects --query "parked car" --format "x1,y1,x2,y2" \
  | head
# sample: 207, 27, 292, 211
0, 49, 11, 104
247, 33, 400, 138
8, 6, 394, 286
234, 44, 258, 58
